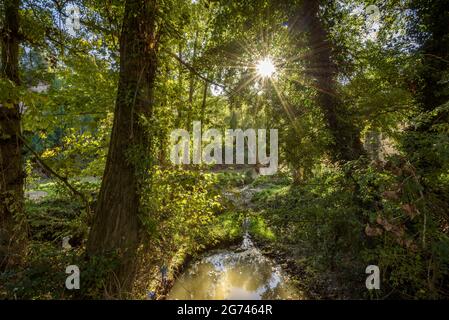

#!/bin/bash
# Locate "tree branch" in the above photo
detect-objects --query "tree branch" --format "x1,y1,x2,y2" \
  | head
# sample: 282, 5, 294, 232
19, 134, 92, 216
165, 49, 232, 95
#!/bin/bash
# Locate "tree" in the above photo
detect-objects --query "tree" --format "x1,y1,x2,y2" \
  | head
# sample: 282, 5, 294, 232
403, 0, 449, 174
411, 0, 449, 119
290, 0, 365, 162
0, 0, 24, 270
86, 0, 159, 297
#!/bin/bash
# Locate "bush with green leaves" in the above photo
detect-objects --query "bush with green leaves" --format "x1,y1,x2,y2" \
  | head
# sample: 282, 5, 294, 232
252, 156, 449, 299
140, 166, 226, 254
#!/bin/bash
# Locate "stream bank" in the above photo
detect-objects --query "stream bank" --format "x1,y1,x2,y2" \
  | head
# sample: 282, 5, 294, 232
150, 183, 305, 300
166, 226, 303, 300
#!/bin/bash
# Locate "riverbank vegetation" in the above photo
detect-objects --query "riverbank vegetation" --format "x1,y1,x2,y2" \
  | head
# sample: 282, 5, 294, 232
1, 0, 448, 299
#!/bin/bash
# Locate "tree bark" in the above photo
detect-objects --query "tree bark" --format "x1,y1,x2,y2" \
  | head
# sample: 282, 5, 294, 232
291, 0, 364, 162
187, 30, 199, 126
86, 0, 158, 297
401, 0, 449, 175
200, 79, 208, 125
0, 0, 24, 271
413, 0, 449, 119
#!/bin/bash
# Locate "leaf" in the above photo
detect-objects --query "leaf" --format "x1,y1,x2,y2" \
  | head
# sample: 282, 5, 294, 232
401, 203, 418, 219
382, 190, 400, 200
365, 224, 383, 237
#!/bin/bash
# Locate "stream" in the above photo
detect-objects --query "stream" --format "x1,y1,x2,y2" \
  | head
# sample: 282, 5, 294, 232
168, 219, 302, 300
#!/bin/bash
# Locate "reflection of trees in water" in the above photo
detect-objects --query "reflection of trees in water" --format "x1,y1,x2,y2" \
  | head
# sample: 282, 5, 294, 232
226, 259, 273, 293
169, 249, 300, 300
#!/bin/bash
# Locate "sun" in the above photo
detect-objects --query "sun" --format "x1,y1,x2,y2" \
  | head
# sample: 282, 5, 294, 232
256, 57, 276, 78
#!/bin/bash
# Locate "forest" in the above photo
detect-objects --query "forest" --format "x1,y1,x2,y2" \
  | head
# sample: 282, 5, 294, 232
0, 0, 448, 300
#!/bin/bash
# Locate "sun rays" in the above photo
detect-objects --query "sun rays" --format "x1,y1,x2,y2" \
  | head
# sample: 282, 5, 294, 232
204, 24, 337, 137
256, 57, 276, 78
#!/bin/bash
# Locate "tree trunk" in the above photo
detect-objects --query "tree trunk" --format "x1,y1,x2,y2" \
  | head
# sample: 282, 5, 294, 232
291, 0, 364, 162
0, 0, 24, 271
187, 30, 199, 126
402, 0, 449, 176
86, 0, 158, 297
413, 0, 449, 120
200, 79, 208, 125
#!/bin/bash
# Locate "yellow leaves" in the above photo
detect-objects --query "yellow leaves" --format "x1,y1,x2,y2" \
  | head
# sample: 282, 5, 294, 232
2, 102, 15, 109
140, 167, 223, 250
41, 148, 59, 159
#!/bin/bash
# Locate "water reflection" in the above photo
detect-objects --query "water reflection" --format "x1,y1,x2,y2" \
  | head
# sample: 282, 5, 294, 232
168, 236, 301, 300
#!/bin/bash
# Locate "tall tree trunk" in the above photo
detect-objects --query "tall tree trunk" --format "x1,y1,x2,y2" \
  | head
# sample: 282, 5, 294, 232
400, 0, 449, 176
86, 0, 158, 297
0, 0, 24, 270
200, 79, 208, 125
187, 30, 198, 126
412, 0, 449, 120
291, 0, 364, 162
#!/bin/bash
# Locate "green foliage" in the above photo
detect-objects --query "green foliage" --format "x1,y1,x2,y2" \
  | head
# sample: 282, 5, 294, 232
209, 211, 244, 244
2, 0, 448, 300
357, 156, 449, 298
140, 166, 225, 253
251, 155, 449, 298
248, 215, 276, 241
0, 242, 120, 299
0, 243, 81, 299
1, 185, 90, 299
26, 198, 87, 243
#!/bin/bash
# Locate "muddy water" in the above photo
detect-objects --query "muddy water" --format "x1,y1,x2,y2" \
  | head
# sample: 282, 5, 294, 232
168, 233, 302, 300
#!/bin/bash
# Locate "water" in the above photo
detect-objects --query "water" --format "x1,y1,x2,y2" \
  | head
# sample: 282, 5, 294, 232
168, 225, 302, 300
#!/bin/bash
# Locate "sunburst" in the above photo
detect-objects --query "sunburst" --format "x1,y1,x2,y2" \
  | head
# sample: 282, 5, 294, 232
256, 57, 276, 78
